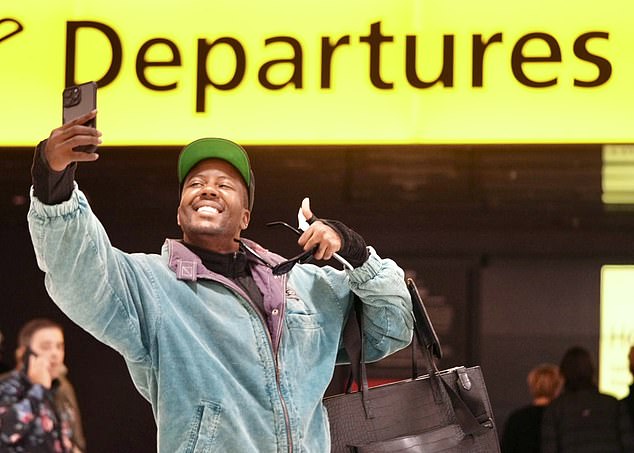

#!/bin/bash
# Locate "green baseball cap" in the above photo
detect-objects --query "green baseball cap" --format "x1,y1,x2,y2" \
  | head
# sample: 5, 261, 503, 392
178, 138, 255, 210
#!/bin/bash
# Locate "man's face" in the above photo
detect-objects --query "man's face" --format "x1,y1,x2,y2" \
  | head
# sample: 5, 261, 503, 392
30, 327, 65, 379
177, 159, 250, 252
629, 346, 634, 376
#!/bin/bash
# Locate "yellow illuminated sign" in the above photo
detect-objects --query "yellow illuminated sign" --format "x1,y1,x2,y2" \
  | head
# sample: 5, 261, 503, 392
599, 266, 634, 399
1, 0, 633, 146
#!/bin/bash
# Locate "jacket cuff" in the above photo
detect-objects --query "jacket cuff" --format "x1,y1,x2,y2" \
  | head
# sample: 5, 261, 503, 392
29, 184, 83, 221
31, 139, 77, 205
346, 247, 382, 286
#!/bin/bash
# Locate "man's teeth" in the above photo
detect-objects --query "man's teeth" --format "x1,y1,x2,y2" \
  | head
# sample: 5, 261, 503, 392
197, 206, 219, 214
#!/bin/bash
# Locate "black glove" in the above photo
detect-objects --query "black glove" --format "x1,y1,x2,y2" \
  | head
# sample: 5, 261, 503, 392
308, 216, 369, 268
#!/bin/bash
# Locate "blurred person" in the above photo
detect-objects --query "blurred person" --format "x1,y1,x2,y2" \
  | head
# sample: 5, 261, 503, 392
624, 345, 634, 425
0, 329, 11, 374
502, 363, 562, 453
0, 318, 86, 452
26, 112, 413, 452
541, 346, 634, 453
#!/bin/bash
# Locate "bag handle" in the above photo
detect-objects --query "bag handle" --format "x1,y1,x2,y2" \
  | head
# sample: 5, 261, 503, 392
408, 278, 442, 361
340, 279, 489, 435
341, 279, 441, 387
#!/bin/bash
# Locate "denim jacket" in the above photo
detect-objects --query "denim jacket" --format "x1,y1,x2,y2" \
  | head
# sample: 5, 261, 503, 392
28, 186, 414, 453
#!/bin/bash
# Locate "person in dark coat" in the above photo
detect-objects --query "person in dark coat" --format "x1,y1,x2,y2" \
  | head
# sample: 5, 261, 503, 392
623, 346, 634, 427
502, 363, 562, 453
0, 329, 11, 374
541, 346, 634, 453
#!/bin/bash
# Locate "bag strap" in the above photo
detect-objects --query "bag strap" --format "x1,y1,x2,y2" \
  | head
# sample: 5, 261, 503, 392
407, 278, 442, 362
339, 279, 489, 435
341, 297, 362, 392
341, 280, 441, 384
407, 279, 492, 434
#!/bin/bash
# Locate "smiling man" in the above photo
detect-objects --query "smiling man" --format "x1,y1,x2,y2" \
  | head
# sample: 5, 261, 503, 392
176, 138, 253, 253
27, 111, 414, 453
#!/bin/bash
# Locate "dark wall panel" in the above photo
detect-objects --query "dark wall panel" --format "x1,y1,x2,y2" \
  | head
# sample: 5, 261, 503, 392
480, 259, 601, 431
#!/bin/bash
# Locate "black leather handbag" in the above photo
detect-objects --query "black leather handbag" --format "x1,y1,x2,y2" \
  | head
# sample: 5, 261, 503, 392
323, 279, 501, 453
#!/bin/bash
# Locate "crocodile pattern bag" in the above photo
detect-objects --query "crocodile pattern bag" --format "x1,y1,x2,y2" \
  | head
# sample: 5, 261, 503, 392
323, 279, 501, 453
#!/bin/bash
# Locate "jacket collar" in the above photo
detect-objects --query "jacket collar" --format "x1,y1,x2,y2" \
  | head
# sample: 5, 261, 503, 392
163, 238, 285, 281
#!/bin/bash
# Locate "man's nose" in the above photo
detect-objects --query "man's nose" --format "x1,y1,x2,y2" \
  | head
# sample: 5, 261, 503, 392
200, 184, 218, 197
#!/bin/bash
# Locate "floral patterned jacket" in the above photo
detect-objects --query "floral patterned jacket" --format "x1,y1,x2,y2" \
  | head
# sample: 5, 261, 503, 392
0, 371, 76, 453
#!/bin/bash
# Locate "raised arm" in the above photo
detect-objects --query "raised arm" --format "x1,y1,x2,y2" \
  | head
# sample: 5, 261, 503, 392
28, 116, 154, 368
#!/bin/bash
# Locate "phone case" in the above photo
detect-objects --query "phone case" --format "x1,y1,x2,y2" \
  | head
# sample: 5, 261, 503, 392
62, 81, 97, 152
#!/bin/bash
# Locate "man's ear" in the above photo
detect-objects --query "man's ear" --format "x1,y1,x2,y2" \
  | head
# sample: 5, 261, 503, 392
241, 209, 251, 231
177, 211, 181, 227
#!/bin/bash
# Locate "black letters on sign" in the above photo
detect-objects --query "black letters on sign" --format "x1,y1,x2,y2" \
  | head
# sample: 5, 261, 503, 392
65, 21, 122, 88
63, 20, 613, 114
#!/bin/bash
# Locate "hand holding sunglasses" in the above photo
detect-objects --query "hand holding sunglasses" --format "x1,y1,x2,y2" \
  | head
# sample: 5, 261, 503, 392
245, 198, 354, 275
296, 197, 353, 271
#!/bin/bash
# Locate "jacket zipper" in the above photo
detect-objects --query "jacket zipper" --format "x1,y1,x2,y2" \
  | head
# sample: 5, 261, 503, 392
227, 270, 293, 453
275, 275, 292, 453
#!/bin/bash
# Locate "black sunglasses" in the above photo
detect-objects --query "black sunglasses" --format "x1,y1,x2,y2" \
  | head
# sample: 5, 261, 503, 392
239, 221, 314, 275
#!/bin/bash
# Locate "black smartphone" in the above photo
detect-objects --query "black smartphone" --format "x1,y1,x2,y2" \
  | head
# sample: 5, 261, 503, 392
62, 81, 98, 153
22, 346, 37, 374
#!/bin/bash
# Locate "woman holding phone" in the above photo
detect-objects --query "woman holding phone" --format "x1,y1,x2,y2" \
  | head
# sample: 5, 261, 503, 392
0, 318, 86, 453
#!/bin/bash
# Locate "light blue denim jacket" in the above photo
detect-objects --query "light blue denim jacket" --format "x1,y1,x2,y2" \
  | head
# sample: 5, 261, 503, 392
28, 186, 414, 453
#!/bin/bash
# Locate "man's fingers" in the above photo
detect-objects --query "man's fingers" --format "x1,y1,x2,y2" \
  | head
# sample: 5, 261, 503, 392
63, 109, 97, 127
298, 222, 341, 261
60, 123, 102, 140
298, 229, 311, 248
314, 243, 334, 261
60, 136, 101, 160
48, 120, 101, 151
62, 134, 101, 149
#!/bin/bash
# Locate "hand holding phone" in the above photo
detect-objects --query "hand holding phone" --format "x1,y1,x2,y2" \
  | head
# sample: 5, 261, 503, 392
22, 346, 35, 374
22, 347, 53, 389
62, 81, 98, 153
44, 83, 102, 172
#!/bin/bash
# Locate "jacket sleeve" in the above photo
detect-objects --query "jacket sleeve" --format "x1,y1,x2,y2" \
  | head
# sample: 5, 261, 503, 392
0, 378, 48, 446
27, 186, 156, 366
345, 247, 414, 362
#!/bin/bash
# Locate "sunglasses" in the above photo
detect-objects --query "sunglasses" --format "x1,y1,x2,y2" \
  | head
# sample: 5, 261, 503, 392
239, 221, 315, 276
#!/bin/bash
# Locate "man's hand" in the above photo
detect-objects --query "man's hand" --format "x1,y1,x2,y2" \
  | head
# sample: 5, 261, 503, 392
27, 354, 53, 389
297, 198, 342, 261
44, 110, 102, 171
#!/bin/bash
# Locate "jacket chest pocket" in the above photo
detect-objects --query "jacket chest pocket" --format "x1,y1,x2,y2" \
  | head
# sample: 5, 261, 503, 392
186, 400, 222, 453
285, 291, 323, 331
283, 291, 325, 368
